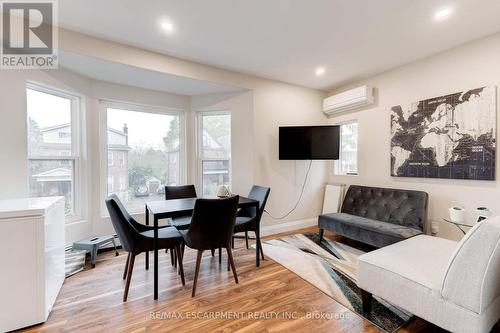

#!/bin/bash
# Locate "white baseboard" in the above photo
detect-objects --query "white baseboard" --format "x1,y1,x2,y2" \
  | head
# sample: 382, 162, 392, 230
260, 217, 318, 236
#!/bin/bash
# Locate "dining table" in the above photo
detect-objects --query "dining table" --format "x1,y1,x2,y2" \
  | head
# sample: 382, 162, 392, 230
144, 196, 260, 300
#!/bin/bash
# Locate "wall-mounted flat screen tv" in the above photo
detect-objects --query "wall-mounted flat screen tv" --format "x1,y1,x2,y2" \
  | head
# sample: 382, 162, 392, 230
279, 125, 340, 160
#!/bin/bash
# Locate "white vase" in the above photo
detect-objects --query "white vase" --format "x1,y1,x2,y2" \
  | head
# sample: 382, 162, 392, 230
448, 206, 466, 223
474, 207, 491, 223
216, 185, 232, 198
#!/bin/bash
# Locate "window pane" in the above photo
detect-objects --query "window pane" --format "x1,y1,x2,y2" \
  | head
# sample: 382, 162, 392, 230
107, 108, 180, 212
338, 122, 358, 175
202, 160, 230, 196
29, 159, 74, 214
27, 88, 72, 156
202, 114, 231, 159
200, 113, 231, 196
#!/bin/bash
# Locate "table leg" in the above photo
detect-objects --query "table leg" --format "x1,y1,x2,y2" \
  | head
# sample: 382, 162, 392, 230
255, 203, 261, 267
145, 206, 149, 270
154, 215, 159, 300
256, 226, 260, 267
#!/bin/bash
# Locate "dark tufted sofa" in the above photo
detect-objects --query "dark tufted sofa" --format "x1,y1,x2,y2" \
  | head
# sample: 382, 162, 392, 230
318, 185, 428, 248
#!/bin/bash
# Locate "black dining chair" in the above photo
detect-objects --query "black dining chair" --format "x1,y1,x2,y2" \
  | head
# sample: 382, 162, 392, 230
105, 194, 185, 301
233, 186, 270, 263
180, 196, 239, 297
165, 185, 197, 230
164, 185, 198, 266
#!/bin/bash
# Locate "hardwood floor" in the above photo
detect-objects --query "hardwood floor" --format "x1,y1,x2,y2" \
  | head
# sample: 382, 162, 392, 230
20, 228, 497, 333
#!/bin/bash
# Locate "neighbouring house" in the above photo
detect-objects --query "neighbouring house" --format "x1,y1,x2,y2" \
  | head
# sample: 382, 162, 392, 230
201, 130, 230, 195
106, 125, 131, 201
31, 123, 131, 204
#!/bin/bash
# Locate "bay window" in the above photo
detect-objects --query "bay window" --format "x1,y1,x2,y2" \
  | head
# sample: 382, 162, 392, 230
198, 111, 231, 196
104, 104, 183, 213
334, 120, 358, 175
27, 84, 81, 216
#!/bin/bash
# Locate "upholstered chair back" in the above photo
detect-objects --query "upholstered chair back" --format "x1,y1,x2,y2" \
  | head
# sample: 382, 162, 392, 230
441, 215, 500, 314
341, 185, 428, 231
183, 196, 239, 250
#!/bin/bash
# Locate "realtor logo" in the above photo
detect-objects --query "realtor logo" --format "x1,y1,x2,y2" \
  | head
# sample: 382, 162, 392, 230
1, 0, 58, 69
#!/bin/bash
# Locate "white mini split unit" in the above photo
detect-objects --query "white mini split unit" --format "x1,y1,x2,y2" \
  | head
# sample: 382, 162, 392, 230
323, 85, 375, 116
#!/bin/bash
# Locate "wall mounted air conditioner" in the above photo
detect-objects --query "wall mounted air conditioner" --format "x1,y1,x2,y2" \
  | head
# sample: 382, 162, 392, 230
323, 85, 374, 116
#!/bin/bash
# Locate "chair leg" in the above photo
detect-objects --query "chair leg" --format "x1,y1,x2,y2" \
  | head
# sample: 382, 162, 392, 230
318, 228, 324, 244
192, 250, 203, 297
123, 253, 135, 302
258, 237, 265, 260
123, 252, 131, 280
175, 245, 185, 286
245, 231, 249, 249
361, 289, 372, 314
111, 238, 119, 256
232, 236, 235, 249
170, 249, 175, 266
226, 245, 238, 284
211, 249, 215, 256
218, 247, 222, 264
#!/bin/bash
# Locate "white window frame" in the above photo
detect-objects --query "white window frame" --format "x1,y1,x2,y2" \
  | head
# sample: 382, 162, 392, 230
58, 151, 71, 166
26, 82, 85, 221
334, 119, 359, 176
196, 110, 232, 196
99, 100, 186, 216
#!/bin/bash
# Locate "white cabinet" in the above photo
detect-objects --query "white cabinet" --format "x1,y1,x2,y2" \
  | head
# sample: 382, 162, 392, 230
0, 197, 65, 332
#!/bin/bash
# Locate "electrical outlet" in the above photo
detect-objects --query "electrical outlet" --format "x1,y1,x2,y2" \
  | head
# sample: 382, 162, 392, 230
431, 221, 439, 235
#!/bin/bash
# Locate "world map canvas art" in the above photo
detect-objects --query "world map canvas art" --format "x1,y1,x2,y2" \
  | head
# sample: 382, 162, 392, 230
391, 86, 496, 180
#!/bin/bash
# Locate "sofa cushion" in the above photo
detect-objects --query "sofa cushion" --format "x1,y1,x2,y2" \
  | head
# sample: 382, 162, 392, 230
341, 185, 428, 231
319, 213, 422, 247
357, 235, 488, 333
358, 235, 458, 290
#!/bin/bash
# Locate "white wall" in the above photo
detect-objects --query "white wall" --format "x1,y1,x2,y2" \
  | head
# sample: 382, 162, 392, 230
328, 33, 500, 241
0, 31, 331, 243
58, 29, 330, 229
5, 29, 498, 243
190, 91, 254, 196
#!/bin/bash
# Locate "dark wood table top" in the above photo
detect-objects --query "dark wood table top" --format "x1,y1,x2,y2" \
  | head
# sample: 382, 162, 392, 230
146, 196, 259, 218
146, 195, 262, 300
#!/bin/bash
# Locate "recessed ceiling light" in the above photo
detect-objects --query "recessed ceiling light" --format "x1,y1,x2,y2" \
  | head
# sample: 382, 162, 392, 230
161, 21, 174, 32
315, 67, 325, 76
434, 7, 454, 21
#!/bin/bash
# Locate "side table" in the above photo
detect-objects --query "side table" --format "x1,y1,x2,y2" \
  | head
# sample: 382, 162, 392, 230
442, 218, 474, 235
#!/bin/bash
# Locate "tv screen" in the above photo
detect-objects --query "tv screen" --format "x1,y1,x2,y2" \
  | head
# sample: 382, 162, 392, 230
279, 126, 340, 160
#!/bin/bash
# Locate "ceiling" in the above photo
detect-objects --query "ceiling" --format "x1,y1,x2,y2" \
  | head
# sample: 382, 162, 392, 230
59, 51, 244, 96
59, 0, 500, 90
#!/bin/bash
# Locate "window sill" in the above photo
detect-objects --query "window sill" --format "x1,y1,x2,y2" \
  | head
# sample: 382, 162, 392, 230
101, 210, 144, 220
65, 218, 88, 226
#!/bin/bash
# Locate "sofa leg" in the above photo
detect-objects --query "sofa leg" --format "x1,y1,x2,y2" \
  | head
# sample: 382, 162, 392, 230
318, 229, 324, 244
361, 289, 372, 314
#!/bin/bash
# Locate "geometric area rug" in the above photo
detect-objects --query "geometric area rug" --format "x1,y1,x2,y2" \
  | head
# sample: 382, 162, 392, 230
259, 233, 413, 333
